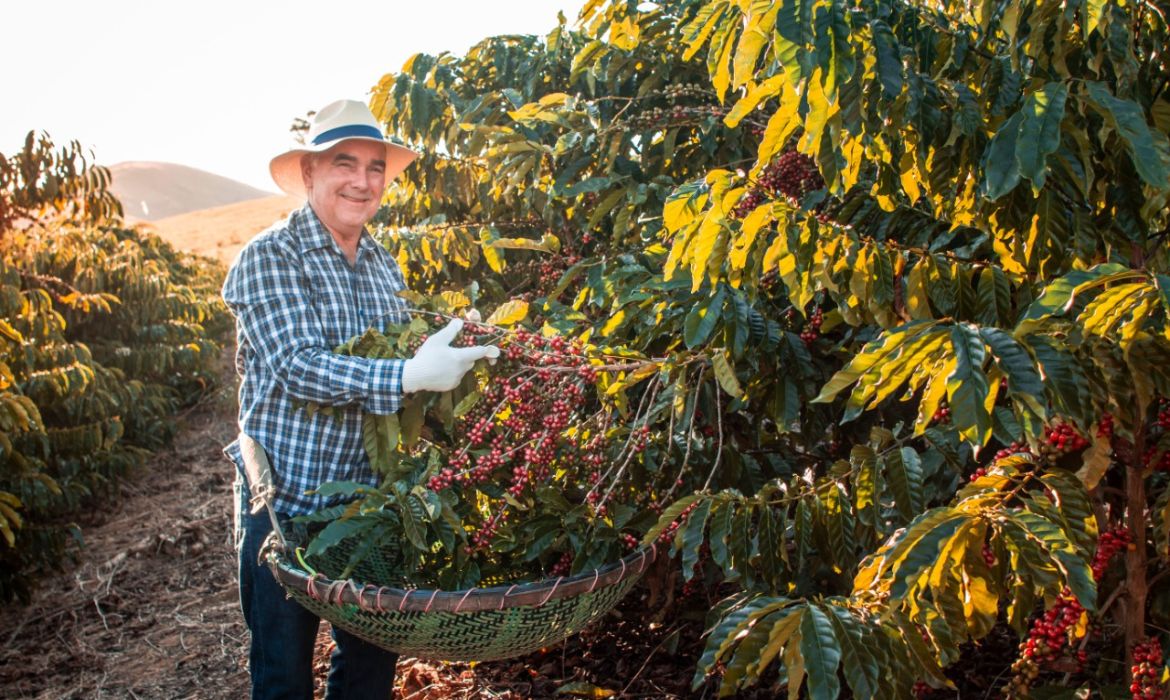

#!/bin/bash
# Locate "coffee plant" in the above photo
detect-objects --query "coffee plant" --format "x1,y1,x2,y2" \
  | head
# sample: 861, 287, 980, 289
0, 134, 230, 601
288, 0, 1170, 694
296, 297, 674, 589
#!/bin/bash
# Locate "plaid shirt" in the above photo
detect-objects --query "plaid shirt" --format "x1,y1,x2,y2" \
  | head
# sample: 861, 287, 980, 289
222, 204, 410, 515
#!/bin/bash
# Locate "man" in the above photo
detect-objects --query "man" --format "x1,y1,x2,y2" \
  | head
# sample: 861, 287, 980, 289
222, 99, 497, 699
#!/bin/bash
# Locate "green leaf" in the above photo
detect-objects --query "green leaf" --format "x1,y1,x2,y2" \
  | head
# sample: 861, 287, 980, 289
775, 0, 811, 88
852, 445, 880, 531
826, 604, 880, 699
1011, 511, 1096, 611
822, 483, 855, 573
400, 396, 425, 449
884, 447, 924, 523
870, 19, 903, 98
983, 111, 1024, 200
1029, 335, 1092, 425
395, 490, 429, 552
681, 499, 713, 579
1085, 81, 1170, 190
694, 596, 792, 688
1015, 82, 1069, 194
757, 504, 784, 590
684, 286, 727, 349
709, 499, 735, 574
453, 391, 481, 418
1021, 263, 1130, 321
947, 324, 992, 446
975, 267, 1013, 327
980, 328, 1044, 400
813, 321, 938, 403
800, 603, 842, 700
889, 514, 967, 600
645, 492, 706, 544
680, 2, 727, 62
308, 481, 381, 499
306, 516, 377, 559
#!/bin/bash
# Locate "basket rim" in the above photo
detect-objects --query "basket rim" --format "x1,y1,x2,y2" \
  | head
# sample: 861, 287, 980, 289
264, 536, 659, 614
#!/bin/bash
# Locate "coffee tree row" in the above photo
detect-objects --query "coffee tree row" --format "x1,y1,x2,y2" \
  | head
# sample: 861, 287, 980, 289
0, 133, 231, 602
362, 0, 1169, 695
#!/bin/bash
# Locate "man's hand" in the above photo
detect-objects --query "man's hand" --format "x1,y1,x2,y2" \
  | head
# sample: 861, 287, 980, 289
402, 318, 499, 393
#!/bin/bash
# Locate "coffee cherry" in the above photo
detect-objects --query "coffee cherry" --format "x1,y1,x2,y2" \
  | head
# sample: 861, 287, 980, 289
1130, 638, 1165, 700
1098, 412, 1115, 440
931, 403, 952, 426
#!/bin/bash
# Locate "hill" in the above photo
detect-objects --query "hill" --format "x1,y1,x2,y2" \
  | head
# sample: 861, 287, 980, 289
109, 162, 274, 221
146, 194, 303, 266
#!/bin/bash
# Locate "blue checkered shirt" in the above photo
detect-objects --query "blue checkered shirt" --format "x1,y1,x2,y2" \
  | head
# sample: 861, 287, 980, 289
222, 204, 410, 516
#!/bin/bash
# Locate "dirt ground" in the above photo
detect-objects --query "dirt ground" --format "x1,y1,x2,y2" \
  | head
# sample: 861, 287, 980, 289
0, 350, 756, 700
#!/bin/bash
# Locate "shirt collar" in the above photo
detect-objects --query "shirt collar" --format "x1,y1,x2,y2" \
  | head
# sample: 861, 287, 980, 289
294, 203, 380, 261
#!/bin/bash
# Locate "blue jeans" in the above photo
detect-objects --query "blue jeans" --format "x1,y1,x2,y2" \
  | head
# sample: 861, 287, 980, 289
237, 480, 398, 699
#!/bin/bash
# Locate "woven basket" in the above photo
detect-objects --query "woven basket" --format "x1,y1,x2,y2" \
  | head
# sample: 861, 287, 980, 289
263, 533, 657, 662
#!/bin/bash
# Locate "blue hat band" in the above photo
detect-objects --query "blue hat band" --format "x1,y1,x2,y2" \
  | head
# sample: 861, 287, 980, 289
312, 124, 385, 146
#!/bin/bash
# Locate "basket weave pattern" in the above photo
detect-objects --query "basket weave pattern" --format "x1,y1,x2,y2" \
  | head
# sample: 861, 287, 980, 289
264, 533, 657, 661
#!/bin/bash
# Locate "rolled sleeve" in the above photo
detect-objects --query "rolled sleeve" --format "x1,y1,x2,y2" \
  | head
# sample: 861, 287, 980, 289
364, 357, 405, 415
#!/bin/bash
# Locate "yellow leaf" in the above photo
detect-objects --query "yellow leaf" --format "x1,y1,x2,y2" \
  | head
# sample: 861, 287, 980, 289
798, 69, 839, 155
841, 135, 865, 191
731, 3, 780, 89
1079, 282, 1148, 336
664, 188, 709, 235
753, 81, 800, 178
688, 209, 728, 292
486, 300, 529, 326
915, 356, 956, 435
538, 92, 570, 107
479, 228, 505, 273
724, 75, 785, 128
905, 261, 932, 320
601, 308, 626, 336
899, 151, 922, 202
0, 319, 22, 344
729, 202, 774, 273
609, 16, 641, 51
605, 361, 660, 396
681, 3, 727, 62
0, 500, 22, 531
784, 612, 806, 700
710, 20, 738, 102
1075, 431, 1113, 490
439, 291, 470, 311
963, 565, 999, 634
711, 351, 743, 398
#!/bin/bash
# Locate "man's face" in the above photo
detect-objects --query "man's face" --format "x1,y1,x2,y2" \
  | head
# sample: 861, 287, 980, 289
301, 140, 387, 238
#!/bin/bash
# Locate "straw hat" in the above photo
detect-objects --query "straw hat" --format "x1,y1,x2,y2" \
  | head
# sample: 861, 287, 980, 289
269, 99, 418, 197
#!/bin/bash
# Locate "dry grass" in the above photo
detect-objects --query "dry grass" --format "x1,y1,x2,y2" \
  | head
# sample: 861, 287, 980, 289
144, 194, 303, 266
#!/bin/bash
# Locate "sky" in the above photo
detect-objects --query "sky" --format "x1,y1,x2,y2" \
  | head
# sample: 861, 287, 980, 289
1, 0, 582, 192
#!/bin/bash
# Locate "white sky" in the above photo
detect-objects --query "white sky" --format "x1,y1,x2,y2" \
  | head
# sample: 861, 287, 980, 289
1, 0, 582, 192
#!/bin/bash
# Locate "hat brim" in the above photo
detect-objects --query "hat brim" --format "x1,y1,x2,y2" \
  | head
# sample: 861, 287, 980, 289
269, 138, 419, 197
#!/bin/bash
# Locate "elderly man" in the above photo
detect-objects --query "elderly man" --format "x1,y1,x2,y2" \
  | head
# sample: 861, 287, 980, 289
223, 99, 496, 699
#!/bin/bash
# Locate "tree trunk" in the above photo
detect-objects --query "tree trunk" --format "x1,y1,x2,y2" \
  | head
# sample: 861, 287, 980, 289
1125, 461, 1148, 675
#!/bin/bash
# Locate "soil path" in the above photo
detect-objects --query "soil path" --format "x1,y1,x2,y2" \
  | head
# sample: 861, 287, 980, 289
0, 349, 745, 699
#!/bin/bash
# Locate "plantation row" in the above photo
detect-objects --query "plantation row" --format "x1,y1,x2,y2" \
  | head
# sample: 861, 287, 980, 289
0, 133, 231, 602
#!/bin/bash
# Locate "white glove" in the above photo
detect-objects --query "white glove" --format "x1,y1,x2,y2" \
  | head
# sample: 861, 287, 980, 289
402, 319, 499, 393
